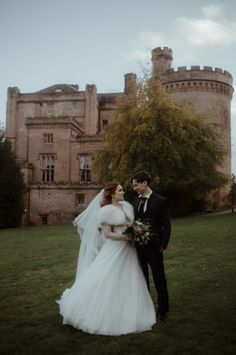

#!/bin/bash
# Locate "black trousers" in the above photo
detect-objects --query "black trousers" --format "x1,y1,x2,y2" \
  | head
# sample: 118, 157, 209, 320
137, 244, 169, 314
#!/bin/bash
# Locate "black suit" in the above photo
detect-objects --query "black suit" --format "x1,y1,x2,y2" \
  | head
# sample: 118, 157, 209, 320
133, 192, 171, 314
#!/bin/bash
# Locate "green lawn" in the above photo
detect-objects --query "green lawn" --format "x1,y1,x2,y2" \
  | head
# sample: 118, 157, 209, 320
0, 213, 236, 355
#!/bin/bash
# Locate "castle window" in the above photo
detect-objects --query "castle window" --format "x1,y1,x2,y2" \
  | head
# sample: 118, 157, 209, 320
46, 103, 54, 116
40, 155, 55, 182
102, 120, 108, 129
41, 214, 48, 225
76, 193, 85, 205
79, 155, 91, 183
43, 133, 54, 144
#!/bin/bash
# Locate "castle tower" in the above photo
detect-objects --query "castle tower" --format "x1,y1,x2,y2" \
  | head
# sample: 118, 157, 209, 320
124, 73, 137, 93
151, 47, 173, 78
152, 47, 234, 209
6, 87, 20, 152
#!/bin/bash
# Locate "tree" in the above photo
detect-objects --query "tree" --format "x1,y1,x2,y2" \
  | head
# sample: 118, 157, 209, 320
94, 77, 226, 215
0, 132, 26, 228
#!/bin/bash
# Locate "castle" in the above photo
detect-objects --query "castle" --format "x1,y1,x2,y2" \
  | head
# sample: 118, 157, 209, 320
5, 47, 234, 225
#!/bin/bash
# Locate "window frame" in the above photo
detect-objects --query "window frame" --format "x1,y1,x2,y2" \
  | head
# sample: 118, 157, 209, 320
40, 154, 55, 183
43, 133, 54, 144
79, 154, 92, 183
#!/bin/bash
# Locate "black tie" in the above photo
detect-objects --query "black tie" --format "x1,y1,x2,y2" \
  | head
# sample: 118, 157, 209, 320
138, 197, 147, 218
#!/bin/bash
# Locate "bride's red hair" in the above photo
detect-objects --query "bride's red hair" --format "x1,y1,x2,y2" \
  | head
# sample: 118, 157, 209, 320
100, 182, 120, 207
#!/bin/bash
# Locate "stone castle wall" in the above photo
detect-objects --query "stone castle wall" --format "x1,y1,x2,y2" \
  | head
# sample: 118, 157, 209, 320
151, 47, 233, 208
162, 67, 233, 178
28, 185, 98, 225
5, 47, 234, 224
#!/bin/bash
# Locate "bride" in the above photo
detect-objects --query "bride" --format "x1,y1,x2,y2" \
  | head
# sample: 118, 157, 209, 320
57, 182, 156, 335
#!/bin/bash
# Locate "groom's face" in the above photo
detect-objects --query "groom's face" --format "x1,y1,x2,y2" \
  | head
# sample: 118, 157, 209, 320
132, 179, 147, 195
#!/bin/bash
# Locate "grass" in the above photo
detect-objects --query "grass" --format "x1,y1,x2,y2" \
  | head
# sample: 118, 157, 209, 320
0, 213, 236, 355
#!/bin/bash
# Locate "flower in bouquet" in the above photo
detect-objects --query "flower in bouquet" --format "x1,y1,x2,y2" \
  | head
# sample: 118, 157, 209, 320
123, 220, 151, 246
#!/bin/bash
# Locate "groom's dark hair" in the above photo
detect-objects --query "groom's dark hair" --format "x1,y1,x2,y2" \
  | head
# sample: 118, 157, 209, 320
131, 171, 152, 186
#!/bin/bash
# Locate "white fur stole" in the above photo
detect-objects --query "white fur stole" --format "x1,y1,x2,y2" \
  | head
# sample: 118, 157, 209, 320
98, 201, 134, 225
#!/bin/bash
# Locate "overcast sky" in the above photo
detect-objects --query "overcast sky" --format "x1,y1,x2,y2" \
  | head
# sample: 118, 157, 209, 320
0, 0, 236, 173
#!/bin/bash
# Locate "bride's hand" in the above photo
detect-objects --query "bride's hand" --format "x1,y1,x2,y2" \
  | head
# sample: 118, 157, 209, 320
120, 234, 130, 241
114, 233, 129, 241
125, 221, 132, 227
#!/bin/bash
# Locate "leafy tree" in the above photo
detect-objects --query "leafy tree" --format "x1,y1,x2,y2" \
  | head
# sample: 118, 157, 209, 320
0, 132, 26, 228
94, 77, 226, 215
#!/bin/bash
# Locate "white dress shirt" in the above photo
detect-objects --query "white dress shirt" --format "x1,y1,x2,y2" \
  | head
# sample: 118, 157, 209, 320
138, 191, 152, 213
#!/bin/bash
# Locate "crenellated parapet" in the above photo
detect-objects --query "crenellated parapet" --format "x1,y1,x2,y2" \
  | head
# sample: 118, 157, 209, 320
159, 65, 233, 98
152, 46, 173, 61
164, 65, 232, 82
166, 65, 232, 77
151, 47, 233, 98
163, 78, 233, 98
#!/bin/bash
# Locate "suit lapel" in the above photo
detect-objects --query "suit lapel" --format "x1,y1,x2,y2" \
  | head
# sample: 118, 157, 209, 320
133, 197, 140, 217
144, 192, 153, 214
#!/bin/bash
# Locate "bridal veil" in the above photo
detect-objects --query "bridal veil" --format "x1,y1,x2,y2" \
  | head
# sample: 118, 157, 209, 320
73, 189, 105, 280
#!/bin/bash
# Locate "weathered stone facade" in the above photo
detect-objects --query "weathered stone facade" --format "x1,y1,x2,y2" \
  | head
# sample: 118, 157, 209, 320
152, 47, 234, 209
6, 83, 118, 225
5, 47, 234, 224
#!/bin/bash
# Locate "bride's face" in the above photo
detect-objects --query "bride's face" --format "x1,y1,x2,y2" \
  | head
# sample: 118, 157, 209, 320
112, 184, 124, 202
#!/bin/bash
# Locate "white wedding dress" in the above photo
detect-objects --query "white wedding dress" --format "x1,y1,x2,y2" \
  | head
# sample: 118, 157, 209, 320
57, 201, 156, 336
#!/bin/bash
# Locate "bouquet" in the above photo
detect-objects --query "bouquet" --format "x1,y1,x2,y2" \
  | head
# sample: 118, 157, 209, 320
122, 220, 151, 246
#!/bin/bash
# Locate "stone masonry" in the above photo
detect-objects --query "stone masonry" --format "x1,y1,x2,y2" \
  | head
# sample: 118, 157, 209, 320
5, 47, 234, 224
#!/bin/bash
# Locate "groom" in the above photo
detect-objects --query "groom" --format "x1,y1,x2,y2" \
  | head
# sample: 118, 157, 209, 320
131, 171, 171, 321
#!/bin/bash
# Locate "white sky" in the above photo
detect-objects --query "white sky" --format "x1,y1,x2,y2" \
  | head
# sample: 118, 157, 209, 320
0, 0, 236, 173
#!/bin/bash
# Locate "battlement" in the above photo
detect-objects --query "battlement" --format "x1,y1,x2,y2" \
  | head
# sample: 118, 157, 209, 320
150, 46, 233, 88
165, 66, 232, 79
161, 65, 233, 87
152, 47, 173, 58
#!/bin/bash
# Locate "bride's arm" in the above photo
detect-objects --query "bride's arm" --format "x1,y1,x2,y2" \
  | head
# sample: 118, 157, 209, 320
102, 224, 128, 241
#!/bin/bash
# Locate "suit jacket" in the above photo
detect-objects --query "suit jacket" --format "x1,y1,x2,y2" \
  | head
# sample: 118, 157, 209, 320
133, 192, 171, 249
